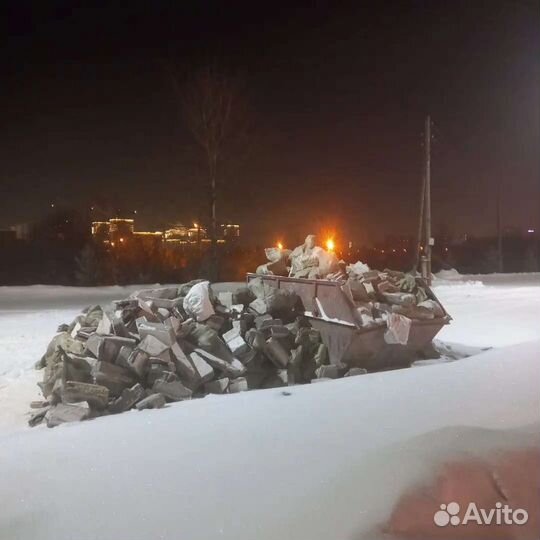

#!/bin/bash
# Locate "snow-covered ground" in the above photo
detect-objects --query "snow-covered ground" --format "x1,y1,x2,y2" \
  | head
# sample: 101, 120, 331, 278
0, 273, 538, 539
434, 271, 540, 347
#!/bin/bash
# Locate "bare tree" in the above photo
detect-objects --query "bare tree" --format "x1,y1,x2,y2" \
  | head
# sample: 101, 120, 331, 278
179, 66, 251, 278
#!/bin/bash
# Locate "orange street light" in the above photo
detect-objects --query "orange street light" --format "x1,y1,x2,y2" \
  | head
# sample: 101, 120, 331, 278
277, 242, 283, 250
326, 238, 335, 252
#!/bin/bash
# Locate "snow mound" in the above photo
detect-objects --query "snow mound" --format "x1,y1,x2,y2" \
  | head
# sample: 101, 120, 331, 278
434, 267, 462, 281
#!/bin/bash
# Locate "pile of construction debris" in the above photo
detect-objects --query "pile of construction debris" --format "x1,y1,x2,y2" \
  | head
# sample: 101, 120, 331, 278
29, 234, 447, 428
30, 278, 363, 428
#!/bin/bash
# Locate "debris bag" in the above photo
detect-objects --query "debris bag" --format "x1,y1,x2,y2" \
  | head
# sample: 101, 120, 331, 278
347, 261, 370, 277
384, 313, 412, 345
313, 247, 339, 276
183, 281, 215, 322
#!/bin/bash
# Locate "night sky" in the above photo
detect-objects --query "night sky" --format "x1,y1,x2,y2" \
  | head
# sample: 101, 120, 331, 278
1, 1, 539, 246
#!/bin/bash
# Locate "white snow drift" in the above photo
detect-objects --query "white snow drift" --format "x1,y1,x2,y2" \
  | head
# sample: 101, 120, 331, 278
0, 273, 538, 540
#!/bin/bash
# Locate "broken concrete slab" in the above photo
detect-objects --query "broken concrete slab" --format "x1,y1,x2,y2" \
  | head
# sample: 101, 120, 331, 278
152, 379, 192, 402
249, 298, 268, 315
137, 335, 169, 357
136, 318, 176, 346
194, 348, 246, 377
204, 378, 229, 394
244, 328, 267, 351
62, 381, 109, 410
228, 377, 248, 393
96, 311, 113, 335
109, 383, 146, 414
28, 407, 50, 427
45, 403, 90, 427
315, 364, 344, 379
92, 361, 137, 397
222, 327, 250, 356
127, 349, 151, 379
134, 286, 180, 300
116, 345, 133, 369
189, 352, 214, 384
135, 393, 166, 410
97, 336, 137, 363
170, 342, 197, 382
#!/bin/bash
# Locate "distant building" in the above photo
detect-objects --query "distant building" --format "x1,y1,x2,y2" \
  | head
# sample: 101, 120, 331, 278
221, 223, 240, 241
10, 223, 33, 241
91, 218, 239, 247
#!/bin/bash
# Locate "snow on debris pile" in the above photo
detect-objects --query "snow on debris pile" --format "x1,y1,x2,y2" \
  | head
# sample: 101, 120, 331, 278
29, 279, 366, 428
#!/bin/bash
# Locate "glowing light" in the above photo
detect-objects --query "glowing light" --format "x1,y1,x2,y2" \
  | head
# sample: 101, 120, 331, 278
528, 229, 535, 234
325, 238, 335, 251
111, 241, 115, 247
193, 222, 198, 228
119, 237, 124, 243
277, 242, 283, 250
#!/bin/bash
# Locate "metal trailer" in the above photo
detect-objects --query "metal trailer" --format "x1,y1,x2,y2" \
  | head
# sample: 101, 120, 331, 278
246, 273, 451, 371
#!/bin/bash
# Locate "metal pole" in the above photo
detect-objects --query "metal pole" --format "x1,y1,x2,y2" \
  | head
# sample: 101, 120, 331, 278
497, 179, 503, 272
424, 115, 432, 285
413, 172, 426, 274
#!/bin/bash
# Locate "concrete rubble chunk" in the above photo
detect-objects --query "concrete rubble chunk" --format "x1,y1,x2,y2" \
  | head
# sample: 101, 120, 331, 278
109, 383, 146, 414
28, 407, 50, 427
315, 364, 344, 379
136, 318, 175, 346
189, 352, 214, 384
96, 311, 113, 335
222, 327, 250, 356
344, 367, 368, 377
204, 378, 229, 394
254, 315, 273, 331
30, 400, 49, 409
228, 377, 248, 393
138, 335, 169, 357
249, 298, 268, 315
127, 349, 151, 378
46, 403, 90, 427
98, 336, 137, 363
135, 393, 166, 410
62, 381, 109, 409
264, 337, 290, 368
146, 364, 167, 387
93, 361, 137, 397
116, 345, 133, 369
63, 354, 93, 383
152, 379, 192, 402
170, 342, 197, 382
135, 286, 180, 300
194, 348, 246, 377
245, 328, 267, 351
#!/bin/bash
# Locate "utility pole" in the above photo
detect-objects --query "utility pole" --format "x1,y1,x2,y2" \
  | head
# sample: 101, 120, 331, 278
420, 115, 432, 284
